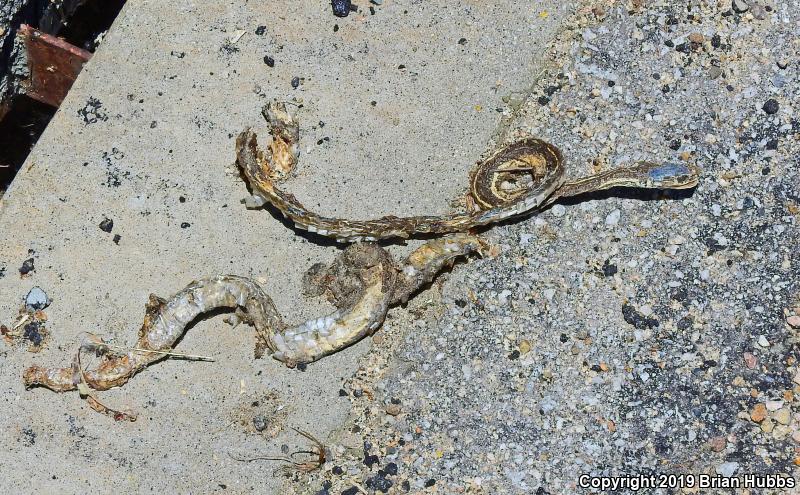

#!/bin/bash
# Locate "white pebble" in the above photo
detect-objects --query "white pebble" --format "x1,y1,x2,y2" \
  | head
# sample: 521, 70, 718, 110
716, 462, 739, 478
25, 286, 50, 310
605, 209, 621, 225
551, 205, 566, 218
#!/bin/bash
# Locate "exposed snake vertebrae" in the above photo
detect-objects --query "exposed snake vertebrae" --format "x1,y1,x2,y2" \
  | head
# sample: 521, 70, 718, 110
23, 99, 698, 419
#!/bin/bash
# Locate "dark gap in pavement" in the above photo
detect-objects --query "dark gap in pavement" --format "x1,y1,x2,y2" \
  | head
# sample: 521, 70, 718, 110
0, 0, 127, 196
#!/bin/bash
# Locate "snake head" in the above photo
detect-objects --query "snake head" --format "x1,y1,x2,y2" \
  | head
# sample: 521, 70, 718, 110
644, 162, 700, 189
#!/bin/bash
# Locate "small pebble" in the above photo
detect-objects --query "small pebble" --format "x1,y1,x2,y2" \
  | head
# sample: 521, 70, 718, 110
385, 403, 402, 416
252, 415, 268, 432
732, 0, 749, 13
765, 400, 783, 412
716, 462, 739, 478
550, 204, 566, 217
19, 258, 35, 275
263, 55, 275, 67
773, 408, 791, 426
750, 403, 767, 423
786, 315, 800, 328
331, 0, 351, 17
99, 217, 114, 232
605, 209, 620, 225
25, 287, 50, 311
291, 76, 300, 89
757, 335, 770, 347
761, 98, 779, 114
255, 26, 266, 36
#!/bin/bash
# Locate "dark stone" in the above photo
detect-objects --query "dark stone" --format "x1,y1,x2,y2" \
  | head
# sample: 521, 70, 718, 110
508, 350, 520, 360
23, 322, 44, 346
19, 258, 35, 275
365, 474, 393, 493
671, 287, 687, 302
332, 0, 351, 17
621, 303, 659, 329
537, 95, 550, 106
255, 26, 266, 35
113, 234, 121, 245
332, 465, 344, 475
180, 222, 191, 228
291, 76, 300, 88
458, 37, 467, 45
364, 454, 380, 468
99, 217, 114, 232
424, 479, 436, 487
252, 414, 268, 432
711, 34, 721, 48
766, 138, 778, 150
559, 333, 568, 343
341, 488, 359, 495
762, 98, 779, 114
669, 139, 682, 151
601, 259, 618, 277
264, 55, 275, 67
384, 462, 398, 475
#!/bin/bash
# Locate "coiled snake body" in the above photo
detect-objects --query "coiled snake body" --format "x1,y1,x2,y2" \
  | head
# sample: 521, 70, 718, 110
23, 101, 699, 418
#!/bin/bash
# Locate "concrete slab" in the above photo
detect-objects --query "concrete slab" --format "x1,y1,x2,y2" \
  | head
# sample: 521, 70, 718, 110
0, 1, 569, 492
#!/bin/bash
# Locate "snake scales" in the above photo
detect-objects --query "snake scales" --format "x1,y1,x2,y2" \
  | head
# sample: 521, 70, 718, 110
23, 100, 698, 417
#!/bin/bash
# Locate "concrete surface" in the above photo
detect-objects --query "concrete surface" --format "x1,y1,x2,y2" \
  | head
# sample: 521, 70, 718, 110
0, 0, 570, 493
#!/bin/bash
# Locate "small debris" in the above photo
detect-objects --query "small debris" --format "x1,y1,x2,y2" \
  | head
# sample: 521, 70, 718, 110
263, 55, 275, 67
255, 26, 266, 36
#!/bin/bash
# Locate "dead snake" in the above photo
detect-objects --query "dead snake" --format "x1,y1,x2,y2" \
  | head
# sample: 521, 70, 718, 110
22, 100, 697, 414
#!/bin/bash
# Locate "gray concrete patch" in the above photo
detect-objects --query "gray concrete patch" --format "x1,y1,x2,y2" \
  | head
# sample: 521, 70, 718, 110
0, 0, 569, 492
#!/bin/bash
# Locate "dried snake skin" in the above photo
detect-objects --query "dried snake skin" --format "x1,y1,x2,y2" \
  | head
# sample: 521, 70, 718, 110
23, 236, 484, 394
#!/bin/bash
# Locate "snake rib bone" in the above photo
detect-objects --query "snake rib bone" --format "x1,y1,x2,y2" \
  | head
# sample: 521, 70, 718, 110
237, 101, 699, 242
23, 236, 484, 394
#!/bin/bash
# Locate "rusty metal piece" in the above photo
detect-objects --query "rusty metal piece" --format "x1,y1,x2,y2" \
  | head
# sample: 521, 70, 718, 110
17, 24, 91, 107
